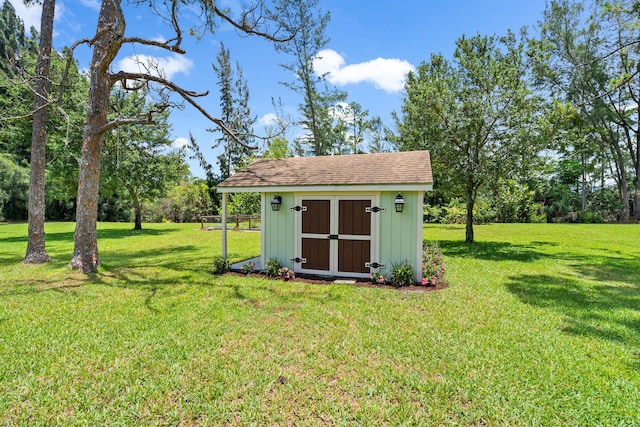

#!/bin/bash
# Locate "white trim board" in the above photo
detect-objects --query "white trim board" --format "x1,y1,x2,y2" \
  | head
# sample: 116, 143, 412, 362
218, 183, 433, 194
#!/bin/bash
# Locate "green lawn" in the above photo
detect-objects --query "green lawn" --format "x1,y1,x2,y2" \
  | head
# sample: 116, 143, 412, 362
1, 222, 639, 425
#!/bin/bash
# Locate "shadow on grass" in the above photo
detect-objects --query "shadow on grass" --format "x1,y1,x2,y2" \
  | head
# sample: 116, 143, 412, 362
571, 256, 640, 287
437, 239, 551, 262
507, 274, 640, 347
0, 226, 179, 245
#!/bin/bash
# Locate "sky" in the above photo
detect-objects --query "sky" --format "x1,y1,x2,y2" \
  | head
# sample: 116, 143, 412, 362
8, 0, 549, 177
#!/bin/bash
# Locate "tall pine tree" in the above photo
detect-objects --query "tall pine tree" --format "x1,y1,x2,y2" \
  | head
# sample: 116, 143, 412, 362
210, 42, 255, 179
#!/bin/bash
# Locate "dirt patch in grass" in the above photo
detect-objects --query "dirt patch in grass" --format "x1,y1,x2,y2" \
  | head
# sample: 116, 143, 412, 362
226, 271, 449, 292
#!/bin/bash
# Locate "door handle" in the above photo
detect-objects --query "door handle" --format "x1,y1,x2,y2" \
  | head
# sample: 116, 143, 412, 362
327, 234, 339, 240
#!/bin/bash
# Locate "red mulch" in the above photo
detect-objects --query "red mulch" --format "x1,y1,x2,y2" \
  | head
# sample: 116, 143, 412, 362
226, 271, 449, 292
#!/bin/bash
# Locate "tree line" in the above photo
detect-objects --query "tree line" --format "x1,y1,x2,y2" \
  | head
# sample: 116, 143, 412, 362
394, 0, 640, 242
1, 0, 639, 271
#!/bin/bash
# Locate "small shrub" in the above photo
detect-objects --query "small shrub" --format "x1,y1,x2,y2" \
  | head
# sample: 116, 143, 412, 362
265, 258, 283, 278
277, 266, 295, 280
241, 261, 255, 275
578, 210, 604, 224
422, 241, 445, 286
369, 269, 387, 285
390, 262, 414, 287
212, 255, 230, 275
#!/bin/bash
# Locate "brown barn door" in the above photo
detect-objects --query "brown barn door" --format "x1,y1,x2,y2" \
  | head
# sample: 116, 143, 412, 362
296, 196, 375, 278
336, 199, 371, 275
300, 199, 331, 272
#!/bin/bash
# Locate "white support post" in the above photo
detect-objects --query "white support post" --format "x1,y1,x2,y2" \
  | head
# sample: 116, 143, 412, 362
221, 192, 228, 258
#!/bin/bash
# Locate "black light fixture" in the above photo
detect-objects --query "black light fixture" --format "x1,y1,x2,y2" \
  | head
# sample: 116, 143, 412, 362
394, 193, 405, 213
270, 195, 282, 211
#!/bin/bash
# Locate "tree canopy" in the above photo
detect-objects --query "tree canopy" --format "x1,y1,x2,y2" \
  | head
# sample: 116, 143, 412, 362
396, 31, 543, 242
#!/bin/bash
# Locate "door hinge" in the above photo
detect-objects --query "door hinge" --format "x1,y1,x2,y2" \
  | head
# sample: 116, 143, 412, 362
365, 262, 385, 269
290, 205, 308, 212
365, 206, 385, 213
290, 257, 307, 264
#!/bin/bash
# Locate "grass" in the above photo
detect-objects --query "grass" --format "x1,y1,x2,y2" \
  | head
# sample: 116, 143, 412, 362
1, 221, 639, 425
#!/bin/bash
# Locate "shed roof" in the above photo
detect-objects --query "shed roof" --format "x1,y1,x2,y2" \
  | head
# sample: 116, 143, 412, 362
217, 150, 433, 193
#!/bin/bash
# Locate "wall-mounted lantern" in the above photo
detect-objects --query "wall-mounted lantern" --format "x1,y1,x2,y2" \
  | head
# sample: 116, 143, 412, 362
394, 193, 405, 213
270, 195, 282, 211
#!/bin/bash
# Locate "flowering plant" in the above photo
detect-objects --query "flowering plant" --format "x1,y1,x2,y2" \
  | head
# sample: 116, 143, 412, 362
241, 261, 255, 275
277, 266, 295, 280
421, 241, 445, 286
369, 270, 387, 285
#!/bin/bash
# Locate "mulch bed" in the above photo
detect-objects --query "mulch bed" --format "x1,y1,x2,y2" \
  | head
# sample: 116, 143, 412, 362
226, 271, 449, 292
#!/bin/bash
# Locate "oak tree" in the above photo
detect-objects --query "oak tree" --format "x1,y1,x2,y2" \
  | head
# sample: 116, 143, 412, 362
68, 0, 300, 272
396, 32, 542, 242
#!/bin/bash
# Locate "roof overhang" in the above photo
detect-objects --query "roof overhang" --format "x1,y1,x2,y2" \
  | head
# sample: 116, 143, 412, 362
217, 183, 433, 194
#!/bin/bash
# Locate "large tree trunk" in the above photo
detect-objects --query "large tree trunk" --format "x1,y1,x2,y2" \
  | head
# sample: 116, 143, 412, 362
24, 0, 55, 264
635, 70, 640, 222
69, 0, 121, 273
611, 142, 630, 222
635, 107, 640, 221
465, 184, 475, 244
128, 185, 142, 230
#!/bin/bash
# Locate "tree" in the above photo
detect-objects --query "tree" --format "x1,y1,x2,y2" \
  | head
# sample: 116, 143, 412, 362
0, 0, 36, 161
211, 42, 255, 180
534, 0, 640, 221
275, 0, 346, 156
68, 0, 301, 272
0, 1, 87, 224
159, 179, 212, 223
262, 136, 292, 158
101, 88, 189, 230
24, 0, 55, 263
331, 101, 382, 154
598, 0, 640, 220
0, 0, 29, 76
396, 31, 542, 242
0, 153, 29, 220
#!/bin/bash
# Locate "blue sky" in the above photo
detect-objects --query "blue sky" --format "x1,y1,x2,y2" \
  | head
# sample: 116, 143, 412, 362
9, 0, 548, 177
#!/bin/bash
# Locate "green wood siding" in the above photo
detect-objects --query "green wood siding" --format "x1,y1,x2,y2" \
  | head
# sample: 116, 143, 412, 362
263, 192, 295, 268
378, 191, 421, 280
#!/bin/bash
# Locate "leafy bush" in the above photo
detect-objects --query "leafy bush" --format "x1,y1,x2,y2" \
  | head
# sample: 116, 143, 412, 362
473, 197, 497, 224
369, 269, 387, 285
228, 192, 261, 216
423, 203, 444, 223
492, 178, 538, 223
241, 261, 255, 275
390, 262, 414, 287
277, 266, 295, 280
442, 198, 467, 224
211, 256, 230, 275
422, 241, 445, 286
578, 210, 604, 224
265, 258, 283, 278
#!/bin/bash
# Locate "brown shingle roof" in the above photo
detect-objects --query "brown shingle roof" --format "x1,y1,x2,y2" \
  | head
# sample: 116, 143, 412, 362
217, 150, 432, 190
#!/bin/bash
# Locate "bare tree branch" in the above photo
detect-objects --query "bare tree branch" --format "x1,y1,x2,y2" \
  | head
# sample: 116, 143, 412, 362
100, 117, 155, 134
110, 70, 258, 149
120, 37, 186, 54
122, 1, 185, 53
210, 1, 295, 42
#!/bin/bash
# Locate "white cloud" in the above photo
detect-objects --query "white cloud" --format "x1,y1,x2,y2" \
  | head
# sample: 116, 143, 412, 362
8, 0, 71, 31
258, 113, 278, 127
8, 0, 42, 31
313, 49, 415, 93
78, 0, 101, 11
172, 137, 189, 148
116, 54, 194, 80
152, 35, 167, 44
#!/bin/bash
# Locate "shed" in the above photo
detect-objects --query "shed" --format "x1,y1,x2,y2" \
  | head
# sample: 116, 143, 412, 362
217, 150, 433, 282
